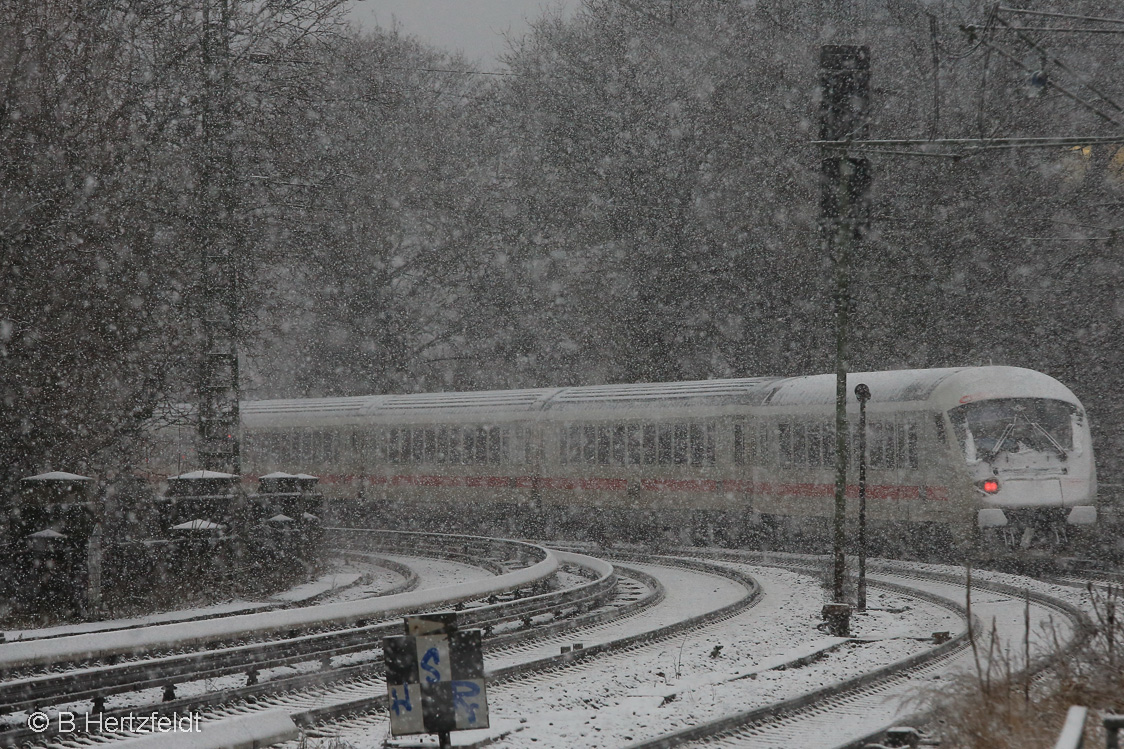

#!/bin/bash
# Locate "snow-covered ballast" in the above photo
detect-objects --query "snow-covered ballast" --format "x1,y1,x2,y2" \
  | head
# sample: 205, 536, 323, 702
0, 539, 559, 670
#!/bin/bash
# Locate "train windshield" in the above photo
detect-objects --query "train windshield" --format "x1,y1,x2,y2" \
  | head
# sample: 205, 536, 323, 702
948, 398, 1074, 463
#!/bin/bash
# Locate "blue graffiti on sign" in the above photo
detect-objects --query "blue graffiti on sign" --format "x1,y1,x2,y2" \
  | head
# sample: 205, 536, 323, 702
420, 647, 442, 684
452, 680, 482, 724
390, 683, 413, 716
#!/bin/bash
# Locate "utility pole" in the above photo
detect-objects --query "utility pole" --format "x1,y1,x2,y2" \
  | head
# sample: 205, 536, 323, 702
820, 45, 870, 604
196, 0, 242, 475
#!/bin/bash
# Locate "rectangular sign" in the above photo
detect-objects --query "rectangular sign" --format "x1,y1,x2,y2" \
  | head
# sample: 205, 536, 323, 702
385, 623, 488, 736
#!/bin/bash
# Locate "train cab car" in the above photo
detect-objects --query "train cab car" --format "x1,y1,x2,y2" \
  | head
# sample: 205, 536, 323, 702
752, 366, 1096, 552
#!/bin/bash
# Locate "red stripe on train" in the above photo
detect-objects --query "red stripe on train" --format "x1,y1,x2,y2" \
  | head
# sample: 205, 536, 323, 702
317, 473, 948, 500
640, 478, 720, 493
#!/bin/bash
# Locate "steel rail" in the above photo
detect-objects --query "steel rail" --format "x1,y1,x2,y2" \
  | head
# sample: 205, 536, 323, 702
0, 554, 652, 748
0, 534, 565, 712
619, 551, 1091, 749
0, 532, 554, 674
0, 553, 604, 717
291, 556, 760, 736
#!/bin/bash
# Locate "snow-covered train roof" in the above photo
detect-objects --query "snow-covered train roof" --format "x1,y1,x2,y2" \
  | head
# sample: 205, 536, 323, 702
239, 378, 785, 428
236, 366, 1082, 429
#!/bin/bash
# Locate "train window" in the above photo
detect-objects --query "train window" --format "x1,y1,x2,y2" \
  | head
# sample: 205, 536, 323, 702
656, 424, 672, 464
670, 425, 686, 464
777, 422, 791, 466
472, 427, 487, 464
453, 427, 466, 464
395, 429, 407, 463
805, 423, 820, 467
597, 426, 611, 465
904, 423, 918, 468
873, 423, 891, 469
688, 425, 703, 466
420, 429, 434, 463
578, 425, 592, 464
643, 425, 657, 464
406, 429, 419, 463
736, 421, 770, 466
821, 423, 835, 468
461, 428, 474, 465
400, 425, 413, 461
465, 426, 476, 464
627, 425, 643, 465
436, 428, 448, 464
865, 423, 879, 469
611, 426, 626, 465
498, 428, 510, 464
531, 427, 541, 464
705, 423, 716, 465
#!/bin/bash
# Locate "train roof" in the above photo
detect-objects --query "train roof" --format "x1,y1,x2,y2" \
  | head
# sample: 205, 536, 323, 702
237, 366, 1082, 428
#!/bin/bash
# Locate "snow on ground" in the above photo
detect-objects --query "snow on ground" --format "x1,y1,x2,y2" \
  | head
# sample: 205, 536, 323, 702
278, 558, 406, 605
379, 554, 498, 589
0, 552, 516, 728
1, 600, 276, 643
1, 559, 387, 642
311, 559, 961, 749
0, 553, 553, 670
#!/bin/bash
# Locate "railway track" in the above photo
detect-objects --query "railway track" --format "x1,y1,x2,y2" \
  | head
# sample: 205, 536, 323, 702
289, 548, 1086, 749
0, 554, 666, 748
0, 532, 578, 739
0, 539, 1099, 749
617, 550, 1092, 749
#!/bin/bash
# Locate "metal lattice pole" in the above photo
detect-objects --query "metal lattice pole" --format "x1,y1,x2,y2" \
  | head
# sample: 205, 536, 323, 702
196, 0, 242, 475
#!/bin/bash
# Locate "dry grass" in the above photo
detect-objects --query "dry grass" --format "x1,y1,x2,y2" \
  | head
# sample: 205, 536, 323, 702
923, 580, 1123, 748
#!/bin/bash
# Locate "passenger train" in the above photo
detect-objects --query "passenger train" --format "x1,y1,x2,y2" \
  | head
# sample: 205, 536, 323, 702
151, 366, 1098, 552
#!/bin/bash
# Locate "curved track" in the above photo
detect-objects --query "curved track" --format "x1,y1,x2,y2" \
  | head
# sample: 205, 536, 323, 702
0, 537, 1099, 749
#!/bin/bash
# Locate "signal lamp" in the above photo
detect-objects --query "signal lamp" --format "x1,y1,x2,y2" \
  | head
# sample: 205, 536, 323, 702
982, 479, 1000, 494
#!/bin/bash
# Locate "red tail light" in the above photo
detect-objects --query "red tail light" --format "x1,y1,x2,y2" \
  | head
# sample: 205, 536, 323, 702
982, 479, 1000, 494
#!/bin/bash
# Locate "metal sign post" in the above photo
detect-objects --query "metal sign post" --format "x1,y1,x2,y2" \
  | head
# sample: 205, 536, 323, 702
855, 383, 871, 612
384, 613, 489, 746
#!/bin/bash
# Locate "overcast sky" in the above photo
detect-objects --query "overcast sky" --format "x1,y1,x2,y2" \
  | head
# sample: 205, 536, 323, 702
346, 1, 580, 69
